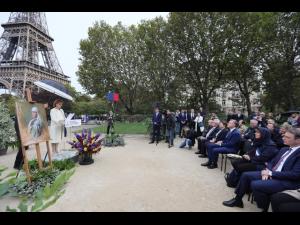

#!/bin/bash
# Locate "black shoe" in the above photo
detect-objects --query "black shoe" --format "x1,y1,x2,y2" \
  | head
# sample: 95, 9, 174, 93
198, 154, 207, 158
222, 198, 244, 208
195, 151, 201, 154
149, 141, 154, 144
201, 161, 211, 166
207, 163, 218, 169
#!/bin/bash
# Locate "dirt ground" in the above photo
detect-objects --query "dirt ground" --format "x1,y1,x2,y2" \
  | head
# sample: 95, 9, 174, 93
0, 134, 260, 212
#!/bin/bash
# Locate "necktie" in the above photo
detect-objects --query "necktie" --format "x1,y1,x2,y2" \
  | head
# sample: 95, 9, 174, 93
226, 130, 232, 138
272, 148, 292, 171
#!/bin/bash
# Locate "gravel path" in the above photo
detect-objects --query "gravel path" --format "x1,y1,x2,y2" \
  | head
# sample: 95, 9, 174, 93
0, 134, 260, 212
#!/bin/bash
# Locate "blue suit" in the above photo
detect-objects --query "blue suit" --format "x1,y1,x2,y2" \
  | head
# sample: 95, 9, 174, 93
179, 112, 188, 123
235, 147, 300, 211
151, 112, 162, 143
207, 128, 241, 163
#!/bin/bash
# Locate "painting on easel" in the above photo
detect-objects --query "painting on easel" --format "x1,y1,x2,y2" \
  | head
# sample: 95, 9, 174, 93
15, 101, 50, 146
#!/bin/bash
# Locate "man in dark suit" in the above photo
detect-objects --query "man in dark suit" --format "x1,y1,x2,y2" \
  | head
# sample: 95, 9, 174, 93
200, 120, 229, 159
210, 121, 229, 143
195, 119, 220, 157
241, 119, 259, 154
267, 123, 285, 148
188, 108, 196, 129
149, 107, 162, 144
202, 119, 241, 169
179, 109, 188, 138
223, 127, 300, 211
236, 110, 245, 122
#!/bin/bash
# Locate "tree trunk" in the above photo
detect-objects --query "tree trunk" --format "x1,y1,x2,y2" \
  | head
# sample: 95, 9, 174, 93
202, 98, 209, 117
245, 94, 252, 118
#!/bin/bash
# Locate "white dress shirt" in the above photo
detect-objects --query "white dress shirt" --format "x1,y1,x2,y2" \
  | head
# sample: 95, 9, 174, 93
205, 127, 216, 138
274, 146, 300, 172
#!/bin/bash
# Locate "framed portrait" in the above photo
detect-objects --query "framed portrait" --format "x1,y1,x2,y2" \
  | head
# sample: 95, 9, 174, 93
15, 101, 50, 146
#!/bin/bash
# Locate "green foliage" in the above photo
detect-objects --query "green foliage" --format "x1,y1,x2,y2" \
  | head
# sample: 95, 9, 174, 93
9, 168, 61, 198
0, 166, 17, 197
93, 122, 148, 134
0, 101, 17, 150
51, 159, 76, 171
0, 94, 20, 116
2, 158, 75, 212
5, 168, 75, 212
262, 12, 300, 112
28, 158, 76, 171
77, 12, 300, 114
103, 133, 125, 147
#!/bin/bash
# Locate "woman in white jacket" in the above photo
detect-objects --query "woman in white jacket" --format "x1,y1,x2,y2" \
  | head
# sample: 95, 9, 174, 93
50, 99, 65, 154
194, 112, 204, 137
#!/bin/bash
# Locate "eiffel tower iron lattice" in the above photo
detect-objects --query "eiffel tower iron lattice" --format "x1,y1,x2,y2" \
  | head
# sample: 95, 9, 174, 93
0, 12, 70, 97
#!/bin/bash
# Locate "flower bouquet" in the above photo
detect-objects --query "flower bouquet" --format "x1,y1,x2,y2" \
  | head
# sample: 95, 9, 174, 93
68, 129, 103, 165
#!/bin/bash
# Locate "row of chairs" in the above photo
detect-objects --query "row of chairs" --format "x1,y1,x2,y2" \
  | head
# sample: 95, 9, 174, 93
218, 140, 255, 203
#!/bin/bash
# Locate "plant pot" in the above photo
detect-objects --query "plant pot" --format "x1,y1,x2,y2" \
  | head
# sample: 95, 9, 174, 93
0, 147, 8, 156
79, 152, 94, 165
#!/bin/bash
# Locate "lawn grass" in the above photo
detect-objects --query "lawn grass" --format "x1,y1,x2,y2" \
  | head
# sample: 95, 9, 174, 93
92, 122, 148, 134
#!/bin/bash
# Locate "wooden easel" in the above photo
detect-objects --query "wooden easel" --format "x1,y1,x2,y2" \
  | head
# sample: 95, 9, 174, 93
19, 88, 53, 184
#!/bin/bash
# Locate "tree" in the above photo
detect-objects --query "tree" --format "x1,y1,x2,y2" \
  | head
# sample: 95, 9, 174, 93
168, 12, 231, 113
77, 21, 146, 114
225, 12, 272, 116
136, 17, 184, 110
0, 101, 16, 150
262, 12, 300, 112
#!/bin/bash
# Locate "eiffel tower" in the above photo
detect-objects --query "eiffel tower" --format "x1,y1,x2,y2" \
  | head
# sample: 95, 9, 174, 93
0, 12, 70, 97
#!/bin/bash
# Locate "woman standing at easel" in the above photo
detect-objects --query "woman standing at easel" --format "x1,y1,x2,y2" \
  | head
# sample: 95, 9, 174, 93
50, 99, 65, 155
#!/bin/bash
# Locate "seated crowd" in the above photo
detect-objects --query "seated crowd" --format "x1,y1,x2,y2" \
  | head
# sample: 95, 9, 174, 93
150, 108, 300, 212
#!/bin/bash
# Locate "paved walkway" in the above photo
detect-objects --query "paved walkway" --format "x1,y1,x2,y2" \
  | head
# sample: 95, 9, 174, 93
0, 134, 260, 212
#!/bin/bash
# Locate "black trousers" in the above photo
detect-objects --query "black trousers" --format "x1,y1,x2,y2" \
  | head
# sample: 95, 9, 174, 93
271, 192, 300, 212
197, 138, 208, 155
13, 146, 29, 170
231, 158, 258, 173
107, 124, 114, 134
152, 125, 161, 143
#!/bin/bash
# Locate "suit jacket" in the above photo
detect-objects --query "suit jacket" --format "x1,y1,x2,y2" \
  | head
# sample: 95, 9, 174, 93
204, 127, 220, 141
215, 128, 229, 142
166, 114, 176, 129
187, 113, 197, 122
236, 114, 245, 122
244, 127, 256, 141
152, 112, 162, 126
267, 147, 300, 182
220, 128, 241, 150
248, 144, 279, 165
270, 128, 285, 148
179, 112, 188, 123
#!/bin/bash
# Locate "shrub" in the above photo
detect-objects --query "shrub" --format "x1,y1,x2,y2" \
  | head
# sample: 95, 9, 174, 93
0, 101, 17, 150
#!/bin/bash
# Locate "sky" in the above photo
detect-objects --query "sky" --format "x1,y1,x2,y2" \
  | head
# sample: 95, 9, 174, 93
0, 12, 169, 94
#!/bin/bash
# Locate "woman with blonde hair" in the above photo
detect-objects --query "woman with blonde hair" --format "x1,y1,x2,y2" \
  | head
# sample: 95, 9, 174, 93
50, 99, 65, 154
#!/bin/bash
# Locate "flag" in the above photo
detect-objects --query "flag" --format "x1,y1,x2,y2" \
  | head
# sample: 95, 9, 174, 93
106, 92, 113, 102
113, 93, 119, 102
